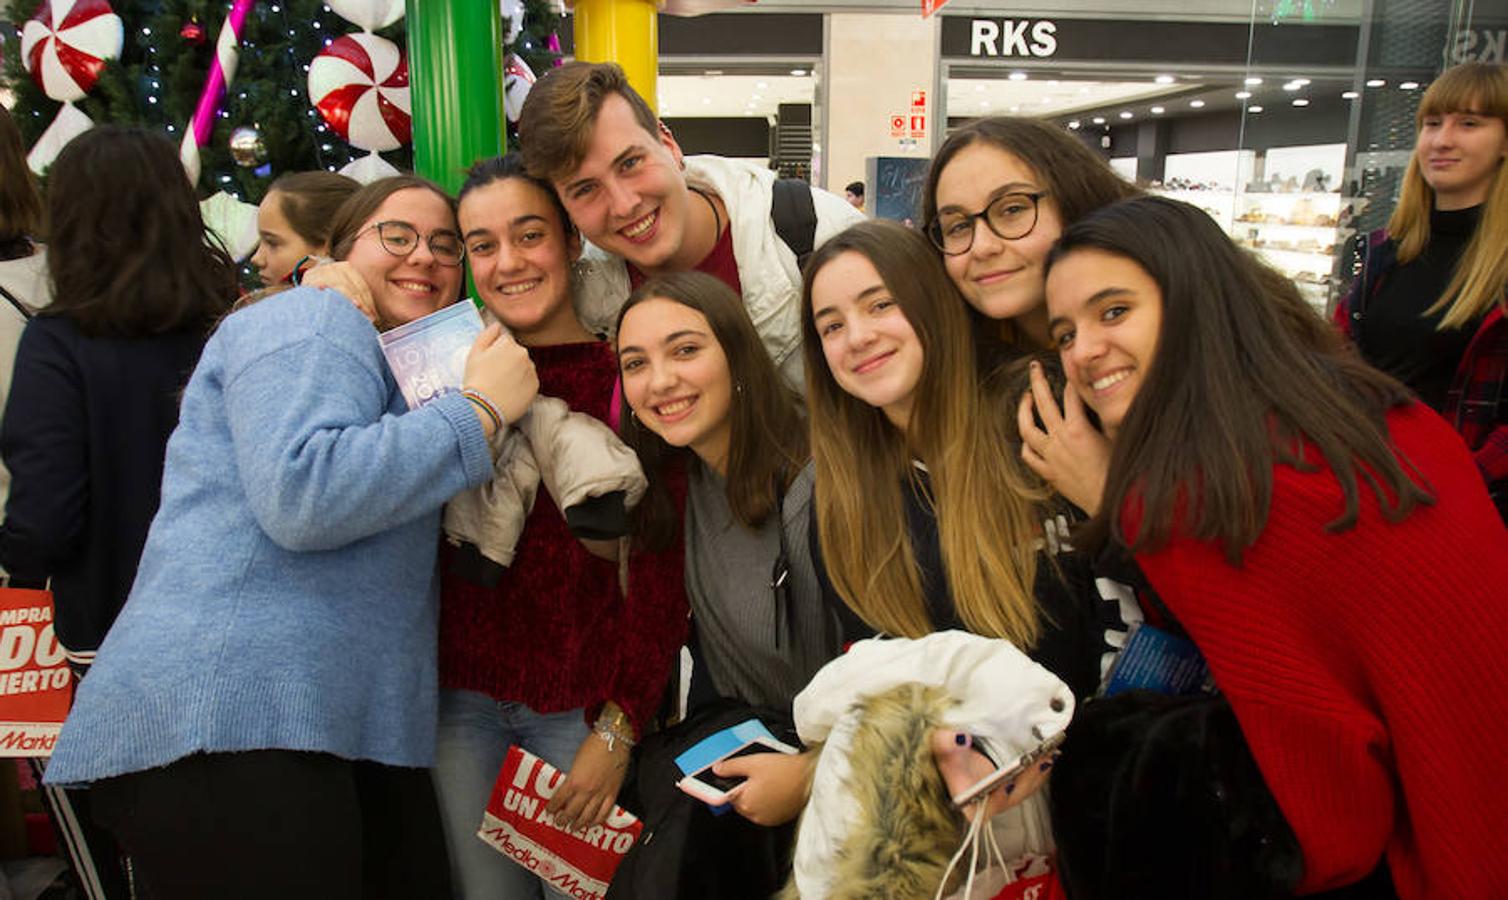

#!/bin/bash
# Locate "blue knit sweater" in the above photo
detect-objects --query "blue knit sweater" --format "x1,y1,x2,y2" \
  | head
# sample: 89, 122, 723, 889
45, 288, 493, 785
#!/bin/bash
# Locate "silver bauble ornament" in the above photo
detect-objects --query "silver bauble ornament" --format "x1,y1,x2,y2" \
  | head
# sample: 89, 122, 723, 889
228, 125, 268, 167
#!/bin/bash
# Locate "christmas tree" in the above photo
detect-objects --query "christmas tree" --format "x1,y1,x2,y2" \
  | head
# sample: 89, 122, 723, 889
5, 0, 564, 203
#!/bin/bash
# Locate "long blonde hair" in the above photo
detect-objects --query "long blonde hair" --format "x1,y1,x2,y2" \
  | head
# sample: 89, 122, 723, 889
1388, 62, 1508, 328
801, 221, 1046, 646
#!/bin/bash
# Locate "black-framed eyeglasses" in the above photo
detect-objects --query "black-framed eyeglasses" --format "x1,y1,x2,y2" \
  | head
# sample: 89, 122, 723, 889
359, 221, 465, 267
926, 191, 1047, 256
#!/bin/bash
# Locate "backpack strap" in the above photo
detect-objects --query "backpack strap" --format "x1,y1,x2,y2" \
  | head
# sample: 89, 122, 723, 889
770, 177, 818, 271
0, 283, 31, 320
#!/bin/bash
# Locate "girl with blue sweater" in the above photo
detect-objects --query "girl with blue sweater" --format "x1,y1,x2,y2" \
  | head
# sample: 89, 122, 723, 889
44, 175, 539, 899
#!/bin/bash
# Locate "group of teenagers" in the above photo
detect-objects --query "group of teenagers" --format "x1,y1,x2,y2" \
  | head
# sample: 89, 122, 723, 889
1, 56, 1506, 900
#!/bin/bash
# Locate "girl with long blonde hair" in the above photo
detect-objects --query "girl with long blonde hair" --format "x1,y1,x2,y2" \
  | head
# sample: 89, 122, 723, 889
1337, 61, 1508, 517
801, 219, 1120, 700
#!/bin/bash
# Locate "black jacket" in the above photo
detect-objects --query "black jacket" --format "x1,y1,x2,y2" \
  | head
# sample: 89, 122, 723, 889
0, 314, 206, 659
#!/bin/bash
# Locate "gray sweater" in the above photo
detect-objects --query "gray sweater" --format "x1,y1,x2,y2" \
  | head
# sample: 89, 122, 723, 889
684, 460, 838, 711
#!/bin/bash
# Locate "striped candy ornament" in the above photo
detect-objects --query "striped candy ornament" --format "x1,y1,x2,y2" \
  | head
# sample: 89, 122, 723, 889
20, 0, 123, 102
307, 32, 411, 153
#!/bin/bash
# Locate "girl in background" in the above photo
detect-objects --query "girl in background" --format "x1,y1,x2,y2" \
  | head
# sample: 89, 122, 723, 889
1337, 62, 1507, 517
43, 174, 538, 899
1038, 194, 1508, 898
248, 170, 359, 287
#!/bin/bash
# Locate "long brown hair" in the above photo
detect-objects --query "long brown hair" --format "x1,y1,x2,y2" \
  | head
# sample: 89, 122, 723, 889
1048, 196, 1432, 562
801, 220, 1045, 645
43, 126, 237, 337
616, 272, 808, 549
1387, 62, 1508, 329
0, 105, 41, 246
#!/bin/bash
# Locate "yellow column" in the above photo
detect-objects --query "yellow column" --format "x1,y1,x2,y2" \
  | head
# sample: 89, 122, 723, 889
572, 0, 662, 113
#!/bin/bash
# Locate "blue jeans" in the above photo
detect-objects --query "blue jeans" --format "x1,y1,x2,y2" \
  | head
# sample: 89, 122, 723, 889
434, 690, 592, 900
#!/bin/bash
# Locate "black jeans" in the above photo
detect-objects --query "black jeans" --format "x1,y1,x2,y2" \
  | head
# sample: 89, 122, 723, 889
89, 750, 453, 900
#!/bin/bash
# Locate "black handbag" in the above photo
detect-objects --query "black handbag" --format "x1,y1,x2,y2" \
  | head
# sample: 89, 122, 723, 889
607, 700, 799, 900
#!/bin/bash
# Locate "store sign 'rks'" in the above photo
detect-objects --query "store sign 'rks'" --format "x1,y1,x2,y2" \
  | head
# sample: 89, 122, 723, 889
970, 20, 1057, 58
1452, 28, 1506, 64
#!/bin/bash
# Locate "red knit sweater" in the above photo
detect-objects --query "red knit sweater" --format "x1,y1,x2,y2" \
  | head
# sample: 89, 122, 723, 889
1133, 403, 1508, 898
438, 341, 688, 734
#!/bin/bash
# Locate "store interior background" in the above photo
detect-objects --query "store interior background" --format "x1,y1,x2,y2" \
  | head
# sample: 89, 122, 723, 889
556, 0, 1500, 314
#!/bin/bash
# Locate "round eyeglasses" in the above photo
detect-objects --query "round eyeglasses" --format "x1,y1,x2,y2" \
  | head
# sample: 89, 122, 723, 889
359, 221, 465, 267
926, 191, 1047, 256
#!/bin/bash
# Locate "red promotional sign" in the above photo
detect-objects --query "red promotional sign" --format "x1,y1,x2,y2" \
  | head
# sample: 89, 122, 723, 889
0, 587, 71, 757
922, 0, 953, 18
479, 746, 642, 900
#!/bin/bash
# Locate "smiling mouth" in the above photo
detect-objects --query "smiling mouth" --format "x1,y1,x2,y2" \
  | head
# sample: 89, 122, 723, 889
621, 210, 658, 241
654, 396, 696, 420
1090, 369, 1133, 392
392, 279, 437, 294
853, 351, 894, 375
974, 268, 1022, 285
497, 279, 542, 296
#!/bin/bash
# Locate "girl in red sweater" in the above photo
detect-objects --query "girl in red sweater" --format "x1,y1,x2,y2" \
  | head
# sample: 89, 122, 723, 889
432, 155, 687, 900
1029, 195, 1508, 898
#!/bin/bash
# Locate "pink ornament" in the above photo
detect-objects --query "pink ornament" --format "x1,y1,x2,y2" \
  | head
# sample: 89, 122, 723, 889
546, 31, 563, 67
20, 0, 123, 102
179, 0, 255, 184
308, 33, 411, 153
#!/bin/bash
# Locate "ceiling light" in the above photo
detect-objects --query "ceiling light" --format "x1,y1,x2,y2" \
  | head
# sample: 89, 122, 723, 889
1400, 81, 1420, 90
1292, 98, 1309, 106
1078, 86, 1090, 94
1248, 105, 1264, 113
1190, 99, 1206, 108
1293, 78, 1311, 86
1244, 76, 1264, 86
704, 69, 723, 76
702, 97, 711, 104
1068, 120, 1081, 129
1283, 81, 1302, 91
979, 100, 990, 108
1155, 74, 1175, 84
1009, 71, 1027, 81
1366, 78, 1386, 88
1151, 106, 1165, 114
1092, 116, 1106, 124
1040, 96, 1054, 104
1009, 105, 1020, 113
1048, 80, 1060, 86
974, 84, 985, 92
790, 68, 807, 76
1119, 111, 1133, 119
756, 81, 768, 89
1342, 90, 1360, 99
1235, 91, 1252, 99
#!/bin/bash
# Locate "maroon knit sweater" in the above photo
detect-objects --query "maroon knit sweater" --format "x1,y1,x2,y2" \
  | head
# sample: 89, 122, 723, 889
438, 341, 687, 734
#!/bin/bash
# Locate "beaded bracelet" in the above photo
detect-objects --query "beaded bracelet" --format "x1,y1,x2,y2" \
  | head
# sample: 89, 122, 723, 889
461, 388, 504, 433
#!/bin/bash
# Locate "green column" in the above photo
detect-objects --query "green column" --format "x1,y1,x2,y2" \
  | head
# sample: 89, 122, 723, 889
405, 0, 505, 194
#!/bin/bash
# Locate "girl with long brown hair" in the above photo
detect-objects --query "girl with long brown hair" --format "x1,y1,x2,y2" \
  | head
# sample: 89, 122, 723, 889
1036, 194, 1508, 898
1336, 62, 1508, 518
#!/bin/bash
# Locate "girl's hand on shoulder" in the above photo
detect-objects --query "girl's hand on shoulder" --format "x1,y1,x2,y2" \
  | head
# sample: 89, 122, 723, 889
1017, 361, 1111, 516
717, 749, 815, 827
298, 261, 377, 325
546, 729, 630, 833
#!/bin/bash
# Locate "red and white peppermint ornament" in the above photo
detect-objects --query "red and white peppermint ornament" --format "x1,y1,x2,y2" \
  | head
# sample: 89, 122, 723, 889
20, 0, 124, 102
307, 33, 410, 153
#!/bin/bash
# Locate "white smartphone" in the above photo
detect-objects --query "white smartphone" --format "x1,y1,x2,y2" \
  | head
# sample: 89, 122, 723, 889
949, 730, 1066, 808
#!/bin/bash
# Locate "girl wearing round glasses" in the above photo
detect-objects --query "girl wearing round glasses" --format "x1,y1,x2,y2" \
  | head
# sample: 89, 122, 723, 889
43, 175, 539, 898
432, 155, 688, 900
924, 118, 1140, 518
1037, 195, 1508, 899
